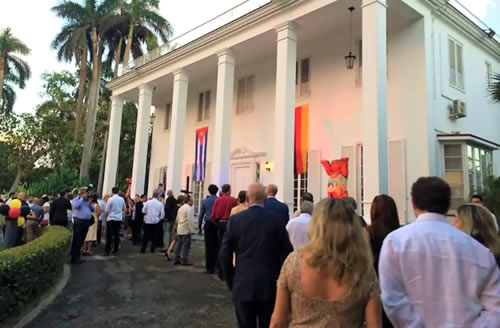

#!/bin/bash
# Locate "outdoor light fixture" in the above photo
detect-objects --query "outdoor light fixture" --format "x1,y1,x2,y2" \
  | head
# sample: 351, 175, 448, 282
264, 161, 273, 172
345, 7, 357, 70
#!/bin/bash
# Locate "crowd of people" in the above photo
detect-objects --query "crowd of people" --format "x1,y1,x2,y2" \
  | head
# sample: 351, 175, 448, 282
197, 178, 500, 327
1, 176, 500, 327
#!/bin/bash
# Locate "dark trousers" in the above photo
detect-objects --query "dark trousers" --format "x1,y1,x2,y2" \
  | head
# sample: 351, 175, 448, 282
174, 234, 192, 263
216, 221, 228, 278
4, 219, 18, 249
204, 221, 218, 273
71, 218, 91, 262
142, 223, 160, 253
51, 219, 68, 228
234, 300, 275, 328
155, 220, 164, 248
105, 220, 121, 254
97, 220, 103, 245
131, 219, 143, 245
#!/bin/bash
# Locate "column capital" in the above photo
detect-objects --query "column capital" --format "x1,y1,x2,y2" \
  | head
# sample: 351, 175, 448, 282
216, 48, 235, 66
362, 0, 387, 8
110, 95, 123, 103
172, 68, 189, 83
138, 84, 153, 96
275, 21, 298, 42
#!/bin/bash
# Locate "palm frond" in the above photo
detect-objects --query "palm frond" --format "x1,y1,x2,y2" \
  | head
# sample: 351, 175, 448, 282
488, 72, 500, 103
1, 82, 16, 113
51, 1, 87, 24
6, 54, 31, 89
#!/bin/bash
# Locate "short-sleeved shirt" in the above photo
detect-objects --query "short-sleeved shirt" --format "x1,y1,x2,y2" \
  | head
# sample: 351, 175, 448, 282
277, 251, 379, 328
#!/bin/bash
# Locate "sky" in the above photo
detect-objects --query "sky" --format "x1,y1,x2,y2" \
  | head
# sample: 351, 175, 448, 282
0, 0, 498, 114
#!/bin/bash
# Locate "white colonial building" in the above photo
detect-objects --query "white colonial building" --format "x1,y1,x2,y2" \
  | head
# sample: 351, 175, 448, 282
103, 0, 500, 223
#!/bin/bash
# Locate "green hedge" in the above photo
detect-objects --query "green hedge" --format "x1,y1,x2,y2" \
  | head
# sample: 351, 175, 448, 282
0, 226, 71, 321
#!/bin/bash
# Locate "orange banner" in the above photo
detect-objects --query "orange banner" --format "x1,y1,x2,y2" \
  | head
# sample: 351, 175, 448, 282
295, 105, 309, 175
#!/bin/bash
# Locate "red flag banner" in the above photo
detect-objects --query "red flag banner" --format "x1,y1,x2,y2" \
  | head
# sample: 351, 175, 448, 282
295, 105, 309, 175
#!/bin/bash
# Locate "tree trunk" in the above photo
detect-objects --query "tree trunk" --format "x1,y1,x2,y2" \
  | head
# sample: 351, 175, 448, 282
73, 47, 88, 141
122, 23, 135, 72
113, 38, 123, 78
0, 56, 5, 100
9, 167, 24, 193
97, 106, 112, 194
79, 28, 102, 183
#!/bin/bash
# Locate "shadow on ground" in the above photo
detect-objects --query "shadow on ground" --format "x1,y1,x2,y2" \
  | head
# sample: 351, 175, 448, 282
31, 237, 236, 328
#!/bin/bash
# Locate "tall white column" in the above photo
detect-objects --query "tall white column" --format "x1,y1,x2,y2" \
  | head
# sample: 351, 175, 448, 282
131, 85, 153, 196
102, 96, 123, 194
362, 0, 388, 219
212, 49, 235, 187
167, 69, 189, 196
274, 21, 297, 213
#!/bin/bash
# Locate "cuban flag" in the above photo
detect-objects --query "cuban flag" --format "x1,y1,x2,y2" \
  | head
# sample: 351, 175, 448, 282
193, 127, 208, 181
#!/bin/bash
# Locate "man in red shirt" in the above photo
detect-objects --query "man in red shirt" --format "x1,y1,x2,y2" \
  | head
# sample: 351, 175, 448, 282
211, 184, 238, 280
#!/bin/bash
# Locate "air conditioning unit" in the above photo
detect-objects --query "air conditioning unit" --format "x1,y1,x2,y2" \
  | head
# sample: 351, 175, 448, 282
449, 100, 466, 119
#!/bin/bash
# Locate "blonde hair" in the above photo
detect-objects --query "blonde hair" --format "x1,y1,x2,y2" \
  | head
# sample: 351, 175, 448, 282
301, 198, 373, 286
456, 204, 500, 260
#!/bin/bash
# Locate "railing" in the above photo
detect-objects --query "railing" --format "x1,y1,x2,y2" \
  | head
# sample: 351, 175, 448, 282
119, 0, 271, 76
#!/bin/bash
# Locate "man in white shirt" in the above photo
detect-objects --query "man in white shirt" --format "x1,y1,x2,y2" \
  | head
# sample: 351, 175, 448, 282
286, 201, 313, 249
141, 192, 165, 254
174, 195, 195, 266
104, 187, 125, 255
379, 177, 500, 327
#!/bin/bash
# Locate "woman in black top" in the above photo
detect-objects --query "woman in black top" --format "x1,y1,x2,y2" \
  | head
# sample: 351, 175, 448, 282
368, 194, 400, 328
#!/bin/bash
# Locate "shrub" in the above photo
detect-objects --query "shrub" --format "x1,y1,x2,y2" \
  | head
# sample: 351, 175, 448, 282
0, 226, 71, 321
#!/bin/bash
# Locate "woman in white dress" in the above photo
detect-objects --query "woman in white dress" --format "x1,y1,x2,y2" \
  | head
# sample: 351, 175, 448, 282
83, 195, 101, 256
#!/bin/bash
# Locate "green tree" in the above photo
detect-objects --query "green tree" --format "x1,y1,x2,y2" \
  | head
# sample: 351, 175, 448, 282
489, 72, 500, 103
0, 113, 48, 192
51, 15, 91, 141
52, 0, 124, 183
121, 0, 172, 72
0, 27, 31, 109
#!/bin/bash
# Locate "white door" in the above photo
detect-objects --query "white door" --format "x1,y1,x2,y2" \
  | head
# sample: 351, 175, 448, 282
231, 163, 254, 196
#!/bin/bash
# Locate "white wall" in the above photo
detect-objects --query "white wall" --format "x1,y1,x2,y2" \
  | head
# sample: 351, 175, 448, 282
430, 15, 500, 176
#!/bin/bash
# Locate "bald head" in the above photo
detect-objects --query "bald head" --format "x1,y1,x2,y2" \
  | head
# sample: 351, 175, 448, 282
247, 183, 266, 205
265, 184, 278, 197
167, 190, 173, 197
300, 201, 314, 215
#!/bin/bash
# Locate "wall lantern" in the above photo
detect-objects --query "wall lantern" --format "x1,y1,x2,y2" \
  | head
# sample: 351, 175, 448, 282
264, 161, 273, 172
345, 7, 357, 70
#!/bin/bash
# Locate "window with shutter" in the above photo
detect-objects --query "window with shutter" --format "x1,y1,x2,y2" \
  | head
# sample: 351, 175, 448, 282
236, 76, 255, 114
448, 38, 464, 90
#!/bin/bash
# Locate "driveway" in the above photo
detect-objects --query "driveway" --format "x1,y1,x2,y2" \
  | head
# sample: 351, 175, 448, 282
32, 237, 236, 327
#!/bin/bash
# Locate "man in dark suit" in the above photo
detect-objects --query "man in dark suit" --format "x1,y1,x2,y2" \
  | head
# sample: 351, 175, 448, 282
264, 184, 290, 224
220, 183, 293, 328
49, 189, 72, 227
163, 190, 177, 250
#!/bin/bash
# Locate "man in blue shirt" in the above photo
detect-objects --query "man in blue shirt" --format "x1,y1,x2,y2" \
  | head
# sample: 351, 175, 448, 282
198, 184, 219, 274
70, 187, 95, 264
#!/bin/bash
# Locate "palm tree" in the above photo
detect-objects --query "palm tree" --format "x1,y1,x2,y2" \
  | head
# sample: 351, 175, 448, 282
53, 0, 124, 182
489, 72, 500, 103
52, 22, 91, 141
121, 0, 172, 72
0, 28, 31, 101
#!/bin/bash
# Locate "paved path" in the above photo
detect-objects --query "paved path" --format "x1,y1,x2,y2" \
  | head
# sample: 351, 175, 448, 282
32, 238, 236, 328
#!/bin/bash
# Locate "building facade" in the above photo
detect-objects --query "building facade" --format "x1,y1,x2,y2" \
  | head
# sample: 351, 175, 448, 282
104, 0, 500, 223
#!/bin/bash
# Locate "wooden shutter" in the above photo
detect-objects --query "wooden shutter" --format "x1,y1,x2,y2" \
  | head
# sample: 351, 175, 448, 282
341, 145, 357, 202
388, 140, 407, 224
